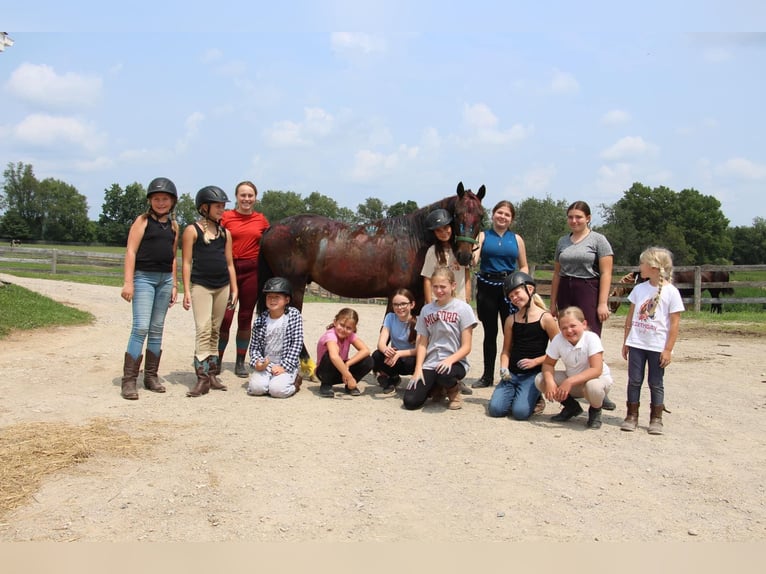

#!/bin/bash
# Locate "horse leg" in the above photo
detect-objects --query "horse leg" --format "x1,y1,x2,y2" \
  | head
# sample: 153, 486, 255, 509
710, 288, 723, 313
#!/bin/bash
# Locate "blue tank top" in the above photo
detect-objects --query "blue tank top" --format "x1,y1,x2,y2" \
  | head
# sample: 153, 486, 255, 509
480, 228, 519, 274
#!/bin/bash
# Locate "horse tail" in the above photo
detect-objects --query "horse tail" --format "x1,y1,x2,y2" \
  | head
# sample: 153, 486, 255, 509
256, 234, 275, 315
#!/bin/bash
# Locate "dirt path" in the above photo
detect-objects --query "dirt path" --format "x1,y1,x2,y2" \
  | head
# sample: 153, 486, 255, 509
1, 273, 765, 541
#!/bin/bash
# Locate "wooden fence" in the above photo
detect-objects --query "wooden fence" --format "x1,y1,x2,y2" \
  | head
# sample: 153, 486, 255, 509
2, 246, 765, 311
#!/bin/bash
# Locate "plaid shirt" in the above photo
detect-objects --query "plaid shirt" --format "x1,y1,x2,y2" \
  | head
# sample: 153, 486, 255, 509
248, 306, 304, 374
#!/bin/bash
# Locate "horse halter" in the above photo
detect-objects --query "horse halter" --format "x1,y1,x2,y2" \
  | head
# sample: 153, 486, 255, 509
455, 222, 479, 250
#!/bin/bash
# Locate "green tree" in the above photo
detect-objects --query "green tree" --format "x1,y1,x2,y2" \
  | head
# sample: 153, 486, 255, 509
37, 178, 93, 242
387, 200, 419, 218
303, 191, 339, 218
0, 210, 31, 239
1, 162, 41, 237
357, 197, 387, 223
729, 217, 766, 264
98, 182, 146, 244
337, 207, 358, 224
514, 195, 569, 264
599, 182, 731, 265
259, 190, 305, 222
176, 192, 198, 227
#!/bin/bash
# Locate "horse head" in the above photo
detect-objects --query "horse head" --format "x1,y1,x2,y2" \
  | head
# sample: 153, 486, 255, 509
452, 181, 486, 266
609, 271, 637, 313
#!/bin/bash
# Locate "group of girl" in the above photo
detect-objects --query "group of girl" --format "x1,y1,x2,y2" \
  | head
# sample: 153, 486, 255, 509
122, 181, 682, 433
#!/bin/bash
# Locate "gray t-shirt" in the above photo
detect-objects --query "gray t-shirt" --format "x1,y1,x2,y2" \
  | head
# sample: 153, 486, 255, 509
555, 231, 613, 279
416, 298, 477, 371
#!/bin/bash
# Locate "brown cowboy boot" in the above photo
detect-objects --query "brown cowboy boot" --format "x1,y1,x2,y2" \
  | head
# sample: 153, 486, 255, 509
121, 352, 142, 400
648, 404, 665, 435
187, 357, 211, 397
446, 383, 463, 410
143, 350, 166, 393
621, 402, 640, 431
207, 355, 228, 391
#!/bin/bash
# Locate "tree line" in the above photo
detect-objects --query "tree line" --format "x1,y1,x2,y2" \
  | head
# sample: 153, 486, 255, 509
1, 161, 765, 265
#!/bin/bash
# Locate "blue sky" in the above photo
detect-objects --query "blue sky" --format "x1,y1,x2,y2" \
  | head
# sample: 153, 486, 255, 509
1, 2, 765, 226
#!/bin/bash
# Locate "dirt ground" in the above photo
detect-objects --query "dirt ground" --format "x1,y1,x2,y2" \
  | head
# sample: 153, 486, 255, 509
0, 273, 764, 542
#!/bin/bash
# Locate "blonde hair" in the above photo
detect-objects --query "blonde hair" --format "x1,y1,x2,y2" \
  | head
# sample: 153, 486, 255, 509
639, 246, 675, 316
430, 267, 457, 297
557, 306, 586, 323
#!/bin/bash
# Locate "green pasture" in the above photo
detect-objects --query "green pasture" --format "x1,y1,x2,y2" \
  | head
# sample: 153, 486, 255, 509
0, 283, 94, 338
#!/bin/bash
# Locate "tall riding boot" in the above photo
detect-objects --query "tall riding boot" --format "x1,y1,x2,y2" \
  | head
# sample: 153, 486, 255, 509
207, 355, 228, 391
234, 354, 249, 378
187, 357, 211, 397
446, 383, 463, 410
143, 350, 166, 393
621, 402, 640, 432
551, 396, 583, 421
121, 352, 143, 400
648, 404, 665, 435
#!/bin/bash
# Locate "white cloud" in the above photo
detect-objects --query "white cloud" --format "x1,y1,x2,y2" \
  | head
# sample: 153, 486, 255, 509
6, 63, 102, 109
715, 157, 766, 180
551, 68, 579, 94
595, 162, 634, 196
462, 103, 532, 145
13, 113, 106, 152
522, 164, 557, 192
421, 127, 441, 149
349, 144, 419, 182
331, 32, 386, 54
175, 111, 205, 153
600, 136, 658, 160
74, 156, 114, 171
264, 107, 335, 147
601, 109, 631, 126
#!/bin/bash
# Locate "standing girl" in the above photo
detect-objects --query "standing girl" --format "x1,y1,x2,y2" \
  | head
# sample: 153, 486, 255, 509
315, 308, 374, 398
182, 186, 238, 398
535, 307, 614, 429
373, 288, 417, 394
472, 200, 528, 389
621, 247, 684, 434
403, 267, 477, 411
246, 277, 304, 399
218, 181, 270, 378
120, 177, 179, 400
488, 272, 559, 420
550, 201, 614, 337
421, 208, 472, 304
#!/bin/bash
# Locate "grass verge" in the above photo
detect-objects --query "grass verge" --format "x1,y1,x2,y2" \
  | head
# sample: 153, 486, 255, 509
0, 282, 94, 338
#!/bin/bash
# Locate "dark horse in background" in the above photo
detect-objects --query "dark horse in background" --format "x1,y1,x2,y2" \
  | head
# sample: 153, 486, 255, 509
609, 269, 733, 313
257, 182, 486, 372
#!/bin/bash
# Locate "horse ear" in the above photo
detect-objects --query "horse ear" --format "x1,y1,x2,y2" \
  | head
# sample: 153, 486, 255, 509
456, 182, 465, 197
477, 185, 486, 200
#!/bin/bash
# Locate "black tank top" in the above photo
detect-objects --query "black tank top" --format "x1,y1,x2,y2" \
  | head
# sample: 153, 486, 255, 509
509, 314, 550, 374
190, 222, 229, 289
135, 216, 175, 273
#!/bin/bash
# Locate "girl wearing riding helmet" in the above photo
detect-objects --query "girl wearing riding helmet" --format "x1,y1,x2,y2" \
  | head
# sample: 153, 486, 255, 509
218, 180, 270, 379
421, 208, 472, 305
182, 186, 238, 397
120, 177, 180, 400
487, 272, 559, 420
472, 200, 529, 389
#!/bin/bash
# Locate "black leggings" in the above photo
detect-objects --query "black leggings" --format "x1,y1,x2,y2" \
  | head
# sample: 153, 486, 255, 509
476, 279, 512, 379
371, 350, 416, 378
315, 352, 374, 387
402, 363, 467, 410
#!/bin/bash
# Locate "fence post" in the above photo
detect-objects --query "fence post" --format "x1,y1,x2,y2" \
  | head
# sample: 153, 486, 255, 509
693, 266, 701, 312
51, 249, 58, 275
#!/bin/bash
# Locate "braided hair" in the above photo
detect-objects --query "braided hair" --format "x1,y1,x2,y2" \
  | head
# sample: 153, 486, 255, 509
639, 247, 674, 319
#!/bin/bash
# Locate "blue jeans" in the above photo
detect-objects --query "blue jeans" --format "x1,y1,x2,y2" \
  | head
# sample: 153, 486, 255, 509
126, 271, 174, 358
627, 346, 665, 405
487, 372, 540, 420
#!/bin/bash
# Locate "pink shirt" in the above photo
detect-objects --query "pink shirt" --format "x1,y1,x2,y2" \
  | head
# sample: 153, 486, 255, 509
316, 328, 357, 364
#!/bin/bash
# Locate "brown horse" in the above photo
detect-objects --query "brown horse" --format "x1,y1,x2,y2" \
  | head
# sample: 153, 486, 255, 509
609, 270, 732, 313
258, 181, 486, 313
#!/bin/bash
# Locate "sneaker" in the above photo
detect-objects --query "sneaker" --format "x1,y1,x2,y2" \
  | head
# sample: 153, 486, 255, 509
345, 385, 361, 396
459, 380, 473, 395
602, 395, 616, 411
319, 385, 334, 398
471, 376, 493, 389
381, 384, 396, 395
550, 398, 583, 422
376, 374, 390, 387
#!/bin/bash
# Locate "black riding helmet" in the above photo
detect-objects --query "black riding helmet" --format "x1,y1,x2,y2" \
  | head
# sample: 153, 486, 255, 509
195, 186, 229, 213
262, 277, 292, 297
504, 271, 536, 295
425, 208, 453, 230
147, 177, 177, 198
